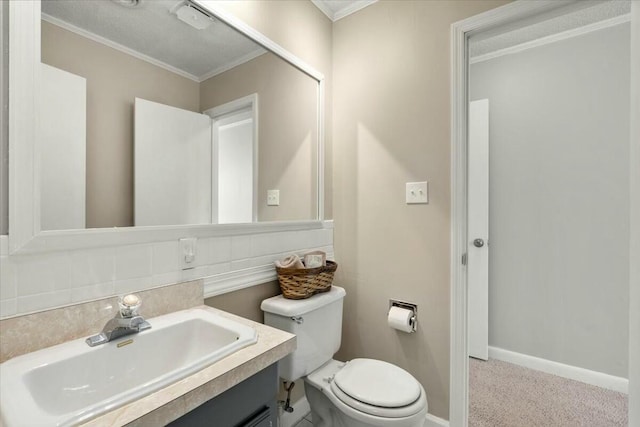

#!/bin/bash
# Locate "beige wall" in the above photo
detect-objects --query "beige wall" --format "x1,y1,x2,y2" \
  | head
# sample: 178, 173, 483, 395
41, 21, 201, 228
332, 0, 509, 419
200, 53, 318, 221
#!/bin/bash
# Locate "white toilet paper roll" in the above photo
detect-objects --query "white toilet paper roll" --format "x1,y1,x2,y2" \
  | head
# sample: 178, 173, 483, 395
388, 306, 415, 333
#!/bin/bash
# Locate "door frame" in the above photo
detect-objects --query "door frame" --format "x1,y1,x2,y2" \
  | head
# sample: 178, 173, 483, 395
204, 93, 259, 223
449, 1, 640, 425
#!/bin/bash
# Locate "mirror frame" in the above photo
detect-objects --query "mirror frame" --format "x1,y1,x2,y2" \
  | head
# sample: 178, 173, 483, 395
8, 0, 326, 255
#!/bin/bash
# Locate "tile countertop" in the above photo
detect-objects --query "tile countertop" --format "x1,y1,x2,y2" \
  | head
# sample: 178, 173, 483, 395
80, 306, 296, 427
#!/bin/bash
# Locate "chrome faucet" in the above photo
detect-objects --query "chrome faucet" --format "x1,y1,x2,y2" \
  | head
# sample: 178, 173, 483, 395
85, 294, 151, 347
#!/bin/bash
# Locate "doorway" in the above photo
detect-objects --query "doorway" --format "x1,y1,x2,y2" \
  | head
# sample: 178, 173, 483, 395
451, 1, 640, 426
204, 94, 259, 224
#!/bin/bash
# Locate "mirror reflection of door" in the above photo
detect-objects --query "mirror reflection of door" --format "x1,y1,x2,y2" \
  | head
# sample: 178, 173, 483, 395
213, 109, 255, 224
205, 94, 258, 225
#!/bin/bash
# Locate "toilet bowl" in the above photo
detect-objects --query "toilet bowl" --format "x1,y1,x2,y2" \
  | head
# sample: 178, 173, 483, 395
261, 286, 428, 427
304, 359, 428, 427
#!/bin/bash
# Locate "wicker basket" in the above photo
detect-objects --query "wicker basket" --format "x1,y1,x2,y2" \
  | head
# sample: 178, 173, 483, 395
276, 261, 338, 299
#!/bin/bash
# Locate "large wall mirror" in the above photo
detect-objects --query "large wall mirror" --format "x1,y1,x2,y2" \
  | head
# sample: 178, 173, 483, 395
8, 0, 325, 255
38, 0, 320, 231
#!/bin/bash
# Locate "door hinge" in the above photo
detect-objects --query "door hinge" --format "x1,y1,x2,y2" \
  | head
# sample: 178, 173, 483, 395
462, 253, 467, 266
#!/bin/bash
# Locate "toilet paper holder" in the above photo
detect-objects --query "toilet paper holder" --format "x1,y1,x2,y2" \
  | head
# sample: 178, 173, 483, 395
389, 299, 418, 332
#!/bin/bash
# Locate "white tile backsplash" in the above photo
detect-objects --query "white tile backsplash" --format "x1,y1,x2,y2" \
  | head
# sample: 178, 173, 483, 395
210, 237, 232, 264
16, 254, 70, 296
230, 259, 253, 271
152, 271, 183, 287
70, 281, 115, 303
207, 262, 232, 276
0, 225, 333, 318
231, 235, 251, 259
115, 245, 152, 279
114, 276, 153, 295
0, 299, 17, 318
69, 247, 115, 288
18, 290, 72, 313
0, 257, 17, 299
152, 241, 180, 275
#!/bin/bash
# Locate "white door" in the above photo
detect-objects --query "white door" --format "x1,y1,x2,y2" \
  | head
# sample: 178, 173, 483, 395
468, 99, 489, 360
40, 64, 86, 231
134, 98, 212, 226
214, 110, 254, 224
204, 94, 258, 225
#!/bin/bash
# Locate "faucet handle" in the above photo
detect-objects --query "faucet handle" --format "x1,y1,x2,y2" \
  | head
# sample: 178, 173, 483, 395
119, 294, 141, 318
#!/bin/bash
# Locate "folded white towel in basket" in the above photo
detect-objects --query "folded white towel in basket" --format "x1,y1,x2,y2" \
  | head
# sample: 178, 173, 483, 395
275, 254, 305, 269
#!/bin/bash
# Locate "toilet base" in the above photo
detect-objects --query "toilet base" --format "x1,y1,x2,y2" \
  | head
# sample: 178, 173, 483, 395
303, 360, 428, 427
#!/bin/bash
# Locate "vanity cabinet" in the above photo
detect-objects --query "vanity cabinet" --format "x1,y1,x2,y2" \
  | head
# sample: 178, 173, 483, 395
168, 363, 278, 427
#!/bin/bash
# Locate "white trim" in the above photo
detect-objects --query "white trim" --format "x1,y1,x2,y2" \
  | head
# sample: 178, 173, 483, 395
628, 2, 640, 424
279, 396, 310, 427
204, 93, 260, 224
197, 49, 266, 82
42, 13, 270, 83
424, 413, 449, 427
317, 79, 325, 220
0, 235, 8, 256
333, 1, 378, 22
195, 1, 324, 82
470, 14, 631, 64
488, 346, 629, 394
204, 249, 335, 298
8, 0, 40, 254
10, 220, 333, 255
41, 14, 201, 83
204, 265, 276, 299
310, 0, 335, 21
450, 2, 583, 426
310, 0, 378, 22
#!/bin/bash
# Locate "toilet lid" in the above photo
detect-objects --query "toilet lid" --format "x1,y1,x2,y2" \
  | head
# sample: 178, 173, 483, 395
332, 359, 421, 408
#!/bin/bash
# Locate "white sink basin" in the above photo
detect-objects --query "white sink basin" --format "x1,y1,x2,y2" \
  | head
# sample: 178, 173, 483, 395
0, 307, 257, 427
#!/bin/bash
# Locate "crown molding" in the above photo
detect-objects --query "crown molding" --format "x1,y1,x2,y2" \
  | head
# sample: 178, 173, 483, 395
311, 0, 377, 22
470, 13, 631, 64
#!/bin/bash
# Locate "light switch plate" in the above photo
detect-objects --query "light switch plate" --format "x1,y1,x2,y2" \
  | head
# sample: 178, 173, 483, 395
179, 237, 197, 270
406, 182, 428, 204
267, 189, 280, 206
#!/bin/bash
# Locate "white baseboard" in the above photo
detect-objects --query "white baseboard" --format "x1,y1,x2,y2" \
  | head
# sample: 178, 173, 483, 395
488, 346, 629, 394
424, 413, 449, 427
279, 397, 310, 427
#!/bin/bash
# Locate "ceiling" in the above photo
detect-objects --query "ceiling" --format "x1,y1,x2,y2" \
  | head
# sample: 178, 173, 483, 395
311, 0, 377, 22
41, 0, 266, 82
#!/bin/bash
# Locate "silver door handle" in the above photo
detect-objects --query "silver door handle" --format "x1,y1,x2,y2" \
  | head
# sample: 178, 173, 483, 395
473, 238, 485, 248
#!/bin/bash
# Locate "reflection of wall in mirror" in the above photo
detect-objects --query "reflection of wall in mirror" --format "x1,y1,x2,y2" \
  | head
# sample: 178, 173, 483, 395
200, 52, 319, 222
41, 20, 201, 229
41, 20, 318, 228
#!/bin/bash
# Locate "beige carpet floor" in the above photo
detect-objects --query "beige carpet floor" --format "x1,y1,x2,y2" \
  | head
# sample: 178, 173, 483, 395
469, 358, 628, 427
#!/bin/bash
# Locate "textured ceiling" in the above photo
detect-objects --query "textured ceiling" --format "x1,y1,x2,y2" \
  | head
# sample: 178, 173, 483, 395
41, 0, 266, 81
470, 0, 631, 58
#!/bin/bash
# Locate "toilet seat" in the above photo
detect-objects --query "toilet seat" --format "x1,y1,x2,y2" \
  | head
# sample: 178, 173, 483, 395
329, 359, 425, 418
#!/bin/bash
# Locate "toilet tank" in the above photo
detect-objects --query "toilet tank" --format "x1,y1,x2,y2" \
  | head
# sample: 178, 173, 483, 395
261, 286, 346, 381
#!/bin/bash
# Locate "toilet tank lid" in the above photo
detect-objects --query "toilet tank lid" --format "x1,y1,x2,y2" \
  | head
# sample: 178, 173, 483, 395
261, 286, 346, 316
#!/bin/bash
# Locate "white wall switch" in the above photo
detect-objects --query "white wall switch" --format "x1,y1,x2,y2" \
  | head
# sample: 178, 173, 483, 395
406, 182, 428, 204
267, 189, 280, 206
180, 237, 197, 269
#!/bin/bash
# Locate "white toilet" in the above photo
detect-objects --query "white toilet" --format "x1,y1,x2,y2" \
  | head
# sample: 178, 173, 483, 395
261, 286, 428, 427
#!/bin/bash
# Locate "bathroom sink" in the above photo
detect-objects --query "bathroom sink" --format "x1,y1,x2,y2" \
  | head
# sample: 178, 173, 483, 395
0, 307, 258, 427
